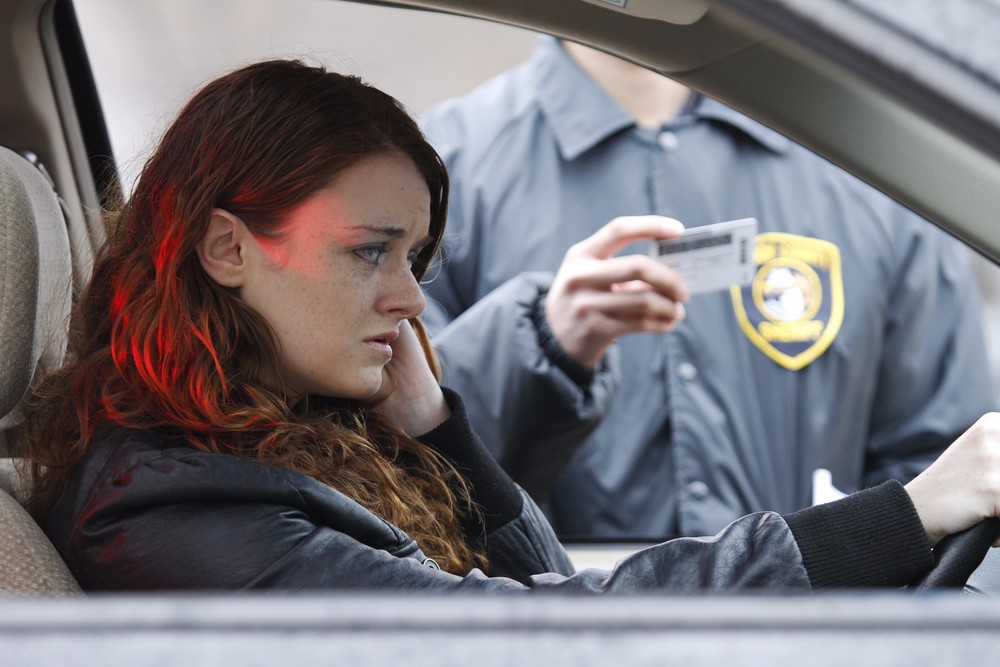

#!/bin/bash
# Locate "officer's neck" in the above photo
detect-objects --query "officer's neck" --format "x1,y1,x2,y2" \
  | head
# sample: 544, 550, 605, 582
562, 41, 692, 129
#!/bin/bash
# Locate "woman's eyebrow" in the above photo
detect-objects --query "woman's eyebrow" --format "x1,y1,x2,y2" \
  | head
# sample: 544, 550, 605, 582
346, 226, 433, 249
346, 224, 408, 239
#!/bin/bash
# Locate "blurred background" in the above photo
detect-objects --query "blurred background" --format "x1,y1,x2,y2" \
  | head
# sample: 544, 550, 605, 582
76, 0, 536, 190
75, 0, 1000, 383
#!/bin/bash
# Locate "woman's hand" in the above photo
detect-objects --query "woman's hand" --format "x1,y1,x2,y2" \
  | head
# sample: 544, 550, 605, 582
905, 412, 1000, 546
375, 318, 450, 436
546, 215, 690, 369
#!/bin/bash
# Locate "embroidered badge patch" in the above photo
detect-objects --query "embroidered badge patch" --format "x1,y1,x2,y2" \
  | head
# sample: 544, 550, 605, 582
730, 232, 843, 370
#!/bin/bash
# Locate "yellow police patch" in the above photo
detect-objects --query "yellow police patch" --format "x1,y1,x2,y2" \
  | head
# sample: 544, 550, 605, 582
730, 233, 843, 370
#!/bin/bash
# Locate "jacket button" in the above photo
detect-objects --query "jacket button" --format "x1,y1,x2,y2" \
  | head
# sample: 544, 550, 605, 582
422, 558, 441, 570
686, 480, 709, 500
658, 131, 680, 152
677, 362, 698, 381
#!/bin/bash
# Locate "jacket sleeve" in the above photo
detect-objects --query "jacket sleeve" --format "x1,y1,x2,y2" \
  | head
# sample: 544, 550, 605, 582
419, 391, 933, 591
864, 206, 998, 487
416, 387, 576, 580
54, 416, 932, 593
425, 275, 618, 499
420, 103, 620, 500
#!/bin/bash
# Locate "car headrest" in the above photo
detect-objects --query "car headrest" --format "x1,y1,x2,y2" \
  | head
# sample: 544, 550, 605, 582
0, 147, 73, 430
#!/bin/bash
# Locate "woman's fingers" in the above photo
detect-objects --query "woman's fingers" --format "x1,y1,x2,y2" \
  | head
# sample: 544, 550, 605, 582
905, 412, 1000, 546
376, 318, 450, 435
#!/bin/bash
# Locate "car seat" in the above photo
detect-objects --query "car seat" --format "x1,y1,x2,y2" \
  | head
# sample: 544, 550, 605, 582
0, 145, 82, 595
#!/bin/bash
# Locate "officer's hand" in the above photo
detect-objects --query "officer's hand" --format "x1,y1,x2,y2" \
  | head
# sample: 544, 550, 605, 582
545, 215, 690, 369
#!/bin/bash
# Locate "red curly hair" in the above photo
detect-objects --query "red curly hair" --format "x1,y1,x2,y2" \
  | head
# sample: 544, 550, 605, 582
16, 59, 486, 575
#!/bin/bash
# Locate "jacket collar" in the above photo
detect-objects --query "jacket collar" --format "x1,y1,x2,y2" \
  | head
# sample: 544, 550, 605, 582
531, 35, 790, 160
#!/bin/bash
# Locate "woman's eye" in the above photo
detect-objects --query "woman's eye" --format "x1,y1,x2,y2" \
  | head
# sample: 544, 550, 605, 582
407, 250, 429, 276
354, 245, 387, 265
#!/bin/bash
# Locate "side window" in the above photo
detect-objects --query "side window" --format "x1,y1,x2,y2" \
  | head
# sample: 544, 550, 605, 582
71, 0, 1000, 558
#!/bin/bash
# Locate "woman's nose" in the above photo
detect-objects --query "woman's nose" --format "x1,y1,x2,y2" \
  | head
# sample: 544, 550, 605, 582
380, 266, 426, 319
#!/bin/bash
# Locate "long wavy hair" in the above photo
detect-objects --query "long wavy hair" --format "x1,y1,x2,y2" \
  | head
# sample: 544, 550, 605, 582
16, 59, 487, 574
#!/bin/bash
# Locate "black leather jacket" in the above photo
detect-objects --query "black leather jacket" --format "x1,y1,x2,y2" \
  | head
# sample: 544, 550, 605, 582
46, 391, 934, 592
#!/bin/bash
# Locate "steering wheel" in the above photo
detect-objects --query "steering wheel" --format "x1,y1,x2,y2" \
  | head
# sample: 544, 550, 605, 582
910, 518, 1000, 592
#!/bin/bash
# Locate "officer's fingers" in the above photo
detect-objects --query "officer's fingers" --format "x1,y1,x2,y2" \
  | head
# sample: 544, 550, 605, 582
550, 299, 685, 367
587, 307, 687, 342
569, 215, 684, 260
561, 255, 690, 303
573, 290, 687, 324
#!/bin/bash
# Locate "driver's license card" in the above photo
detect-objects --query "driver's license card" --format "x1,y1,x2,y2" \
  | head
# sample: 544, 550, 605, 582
650, 218, 757, 295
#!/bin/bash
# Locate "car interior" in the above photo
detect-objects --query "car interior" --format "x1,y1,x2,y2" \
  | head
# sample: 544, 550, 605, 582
3, 0, 1000, 660
0, 144, 80, 595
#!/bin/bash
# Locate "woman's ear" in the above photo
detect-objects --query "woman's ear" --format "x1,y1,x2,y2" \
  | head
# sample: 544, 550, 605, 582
197, 209, 248, 287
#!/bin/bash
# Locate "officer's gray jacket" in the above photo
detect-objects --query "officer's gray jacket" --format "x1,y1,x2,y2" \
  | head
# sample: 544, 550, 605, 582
420, 36, 997, 538
46, 390, 933, 591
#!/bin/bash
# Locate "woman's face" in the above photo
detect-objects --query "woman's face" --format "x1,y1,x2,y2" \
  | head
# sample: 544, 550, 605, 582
237, 151, 433, 400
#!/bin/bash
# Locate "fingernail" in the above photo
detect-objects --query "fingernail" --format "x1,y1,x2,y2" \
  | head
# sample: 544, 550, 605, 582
664, 219, 685, 235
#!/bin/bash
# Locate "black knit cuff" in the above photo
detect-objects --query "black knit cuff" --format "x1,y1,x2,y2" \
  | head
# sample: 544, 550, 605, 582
417, 388, 523, 536
783, 480, 933, 588
530, 293, 595, 387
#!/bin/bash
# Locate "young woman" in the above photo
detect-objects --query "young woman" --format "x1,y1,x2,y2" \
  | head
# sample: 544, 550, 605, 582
14, 59, 1000, 591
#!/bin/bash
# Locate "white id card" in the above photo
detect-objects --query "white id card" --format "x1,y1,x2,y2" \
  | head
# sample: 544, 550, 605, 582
650, 218, 757, 294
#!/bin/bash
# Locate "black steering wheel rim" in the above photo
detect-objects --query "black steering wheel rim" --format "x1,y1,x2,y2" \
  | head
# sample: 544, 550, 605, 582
910, 517, 1000, 591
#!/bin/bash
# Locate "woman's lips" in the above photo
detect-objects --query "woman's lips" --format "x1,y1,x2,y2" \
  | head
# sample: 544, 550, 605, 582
364, 339, 393, 358
364, 330, 398, 359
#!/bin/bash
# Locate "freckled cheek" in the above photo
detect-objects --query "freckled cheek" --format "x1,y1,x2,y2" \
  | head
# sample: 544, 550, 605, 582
297, 277, 367, 339
261, 275, 324, 343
